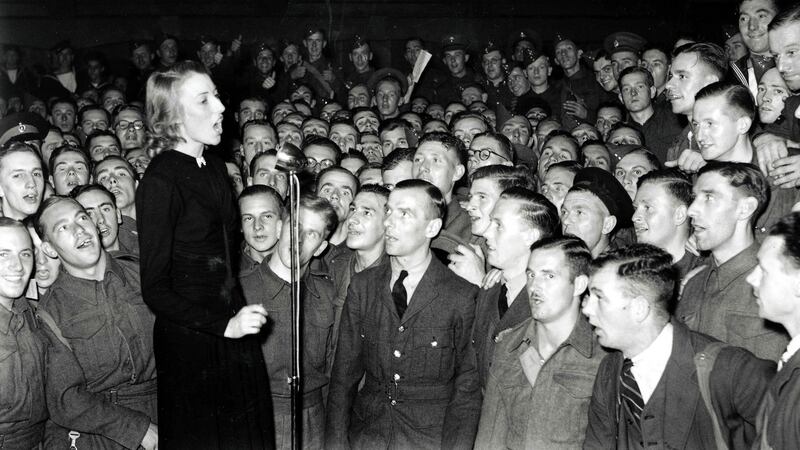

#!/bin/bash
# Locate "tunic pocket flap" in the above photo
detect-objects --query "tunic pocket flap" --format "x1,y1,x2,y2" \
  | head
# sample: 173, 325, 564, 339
414, 328, 453, 349
61, 311, 107, 339
725, 312, 775, 338
553, 371, 595, 398
0, 341, 17, 362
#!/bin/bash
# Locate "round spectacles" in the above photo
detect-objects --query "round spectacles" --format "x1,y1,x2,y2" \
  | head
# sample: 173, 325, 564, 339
116, 120, 145, 131
306, 158, 335, 169
468, 148, 509, 162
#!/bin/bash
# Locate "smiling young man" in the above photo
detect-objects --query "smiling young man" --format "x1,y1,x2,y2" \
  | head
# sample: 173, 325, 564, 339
33, 196, 158, 447
326, 179, 480, 449
731, 0, 780, 96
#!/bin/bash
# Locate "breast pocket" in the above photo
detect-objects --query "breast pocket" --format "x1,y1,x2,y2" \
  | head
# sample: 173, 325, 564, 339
60, 311, 117, 383
726, 312, 785, 358
549, 370, 596, 444
305, 306, 334, 371
0, 340, 20, 412
413, 327, 454, 381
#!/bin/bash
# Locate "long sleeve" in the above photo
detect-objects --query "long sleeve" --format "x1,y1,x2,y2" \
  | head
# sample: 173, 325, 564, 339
474, 368, 509, 449
441, 286, 481, 450
42, 324, 150, 450
583, 356, 618, 450
325, 282, 365, 449
136, 170, 231, 336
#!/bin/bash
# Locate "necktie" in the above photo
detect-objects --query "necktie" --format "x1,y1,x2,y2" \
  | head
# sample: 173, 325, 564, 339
393, 270, 409, 319
497, 284, 509, 318
620, 358, 645, 428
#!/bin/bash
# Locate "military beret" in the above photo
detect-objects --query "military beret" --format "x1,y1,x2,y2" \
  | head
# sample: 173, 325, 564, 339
304, 27, 325, 39
156, 33, 178, 48
253, 41, 275, 57
604, 32, 647, 56
553, 32, 575, 47
0, 112, 49, 147
521, 47, 545, 68
367, 68, 408, 95
571, 167, 634, 229
510, 29, 543, 51
442, 34, 468, 53
350, 34, 370, 51
129, 39, 152, 53
50, 40, 72, 54
482, 40, 503, 55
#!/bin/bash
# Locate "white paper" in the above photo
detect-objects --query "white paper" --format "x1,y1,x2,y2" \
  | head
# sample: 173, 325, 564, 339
412, 50, 432, 83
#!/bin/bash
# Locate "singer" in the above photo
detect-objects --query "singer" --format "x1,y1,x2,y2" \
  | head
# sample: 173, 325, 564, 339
136, 61, 275, 449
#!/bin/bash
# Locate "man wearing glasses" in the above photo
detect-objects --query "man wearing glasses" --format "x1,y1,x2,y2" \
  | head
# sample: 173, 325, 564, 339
77, 104, 110, 144
303, 136, 341, 175
113, 104, 146, 151
467, 131, 514, 175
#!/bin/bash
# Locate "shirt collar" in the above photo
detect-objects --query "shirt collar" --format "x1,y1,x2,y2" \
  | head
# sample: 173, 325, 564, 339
509, 314, 596, 358
712, 242, 758, 290
58, 251, 126, 287
631, 322, 674, 367
0, 300, 13, 335
391, 251, 432, 281
504, 271, 527, 301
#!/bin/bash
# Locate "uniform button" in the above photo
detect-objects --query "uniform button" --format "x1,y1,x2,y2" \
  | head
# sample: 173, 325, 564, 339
493, 336, 500, 343
393, 373, 400, 381
391, 400, 397, 405
393, 350, 401, 358
398, 326, 405, 332
431, 340, 438, 347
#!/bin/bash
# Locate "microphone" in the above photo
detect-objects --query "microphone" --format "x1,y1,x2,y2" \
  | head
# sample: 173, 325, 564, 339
273, 142, 306, 172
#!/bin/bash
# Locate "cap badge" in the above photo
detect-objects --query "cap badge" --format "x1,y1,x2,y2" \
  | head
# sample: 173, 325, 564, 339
17, 123, 25, 133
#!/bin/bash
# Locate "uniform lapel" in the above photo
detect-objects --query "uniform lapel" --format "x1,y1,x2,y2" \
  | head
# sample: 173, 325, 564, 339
400, 257, 443, 324
663, 322, 700, 449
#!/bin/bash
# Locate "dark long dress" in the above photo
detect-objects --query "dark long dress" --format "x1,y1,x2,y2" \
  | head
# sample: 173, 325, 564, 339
136, 150, 274, 449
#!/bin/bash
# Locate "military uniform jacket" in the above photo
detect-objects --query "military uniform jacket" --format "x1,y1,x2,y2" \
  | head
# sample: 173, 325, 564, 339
471, 283, 531, 389
583, 321, 775, 450
0, 298, 150, 449
754, 349, 800, 449
325, 256, 481, 450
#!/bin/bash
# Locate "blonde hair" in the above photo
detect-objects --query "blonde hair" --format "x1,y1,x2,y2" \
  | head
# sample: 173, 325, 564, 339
144, 60, 208, 156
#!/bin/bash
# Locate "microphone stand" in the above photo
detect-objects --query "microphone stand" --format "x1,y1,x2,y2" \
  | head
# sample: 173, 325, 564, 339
274, 143, 306, 450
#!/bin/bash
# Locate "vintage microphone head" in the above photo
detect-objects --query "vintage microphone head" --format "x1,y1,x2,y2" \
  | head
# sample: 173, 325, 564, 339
274, 142, 306, 172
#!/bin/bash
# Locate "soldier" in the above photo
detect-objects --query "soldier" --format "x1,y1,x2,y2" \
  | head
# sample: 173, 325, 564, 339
325, 179, 481, 449
731, 0, 780, 97
0, 218, 158, 449
73, 183, 138, 258
240, 193, 337, 450
677, 162, 789, 361
437, 35, 483, 105
33, 196, 158, 447
476, 236, 606, 448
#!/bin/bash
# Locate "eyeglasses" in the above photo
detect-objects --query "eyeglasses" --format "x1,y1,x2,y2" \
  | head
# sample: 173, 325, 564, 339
116, 120, 145, 131
468, 148, 509, 162
306, 158, 335, 169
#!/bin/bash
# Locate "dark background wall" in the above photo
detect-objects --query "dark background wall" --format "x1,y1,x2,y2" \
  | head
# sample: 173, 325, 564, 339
0, 0, 736, 74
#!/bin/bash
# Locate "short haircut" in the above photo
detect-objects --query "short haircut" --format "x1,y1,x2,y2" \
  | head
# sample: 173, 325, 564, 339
92, 155, 138, 181
299, 193, 338, 240
672, 42, 728, 80
32, 196, 80, 241
69, 183, 116, 204
382, 147, 416, 171
379, 119, 419, 147
356, 161, 383, 178
315, 166, 358, 192
341, 151, 368, 164
302, 135, 342, 162
471, 130, 515, 162
694, 81, 756, 124
697, 161, 769, 224
547, 160, 584, 176
0, 216, 28, 235
449, 111, 490, 132
249, 149, 277, 175
769, 2, 800, 31
48, 143, 91, 173
589, 243, 678, 319
597, 101, 624, 117
469, 165, 537, 192
393, 179, 447, 220
77, 104, 110, 124
580, 140, 612, 168
417, 131, 467, 168
607, 123, 645, 144
241, 119, 277, 141
530, 235, 592, 278
86, 129, 122, 149
499, 187, 561, 239
238, 184, 285, 219
618, 66, 655, 87
623, 148, 663, 171
0, 142, 43, 172
357, 183, 390, 201
769, 211, 800, 269
111, 103, 144, 121
636, 168, 694, 206
50, 97, 78, 112
542, 130, 580, 157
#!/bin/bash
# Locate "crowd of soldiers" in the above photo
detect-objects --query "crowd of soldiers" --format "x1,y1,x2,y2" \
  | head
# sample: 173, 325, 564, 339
2, 0, 800, 448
